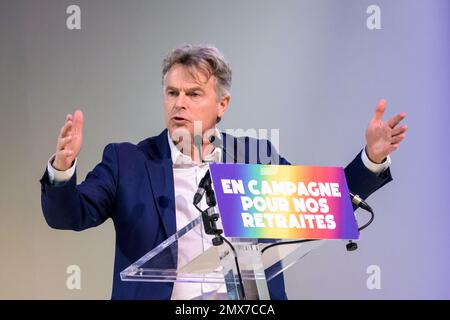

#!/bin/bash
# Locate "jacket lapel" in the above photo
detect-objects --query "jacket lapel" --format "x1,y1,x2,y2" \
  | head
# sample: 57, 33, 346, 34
140, 130, 176, 238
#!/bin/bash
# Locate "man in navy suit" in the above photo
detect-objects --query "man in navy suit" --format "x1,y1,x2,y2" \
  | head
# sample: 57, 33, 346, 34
40, 44, 408, 299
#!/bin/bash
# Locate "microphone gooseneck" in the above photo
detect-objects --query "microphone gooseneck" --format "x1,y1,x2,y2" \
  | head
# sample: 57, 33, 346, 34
345, 192, 375, 252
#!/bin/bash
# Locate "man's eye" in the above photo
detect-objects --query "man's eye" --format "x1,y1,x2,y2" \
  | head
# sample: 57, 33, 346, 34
188, 92, 200, 97
167, 91, 178, 97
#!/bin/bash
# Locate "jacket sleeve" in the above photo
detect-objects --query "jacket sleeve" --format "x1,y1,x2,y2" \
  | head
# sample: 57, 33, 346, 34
40, 143, 118, 231
344, 150, 393, 202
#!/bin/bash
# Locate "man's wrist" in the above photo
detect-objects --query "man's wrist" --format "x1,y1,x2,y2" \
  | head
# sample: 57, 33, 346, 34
364, 147, 386, 164
47, 155, 77, 184
361, 147, 391, 175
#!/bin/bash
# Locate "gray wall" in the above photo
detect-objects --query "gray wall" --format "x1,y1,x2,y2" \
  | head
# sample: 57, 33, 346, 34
1, 0, 449, 299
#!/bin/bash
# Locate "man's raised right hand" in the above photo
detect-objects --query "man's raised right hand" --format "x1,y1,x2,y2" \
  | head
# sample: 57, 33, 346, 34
52, 110, 83, 171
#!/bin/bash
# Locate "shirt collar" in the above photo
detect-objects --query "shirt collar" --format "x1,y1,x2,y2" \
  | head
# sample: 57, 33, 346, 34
167, 128, 222, 165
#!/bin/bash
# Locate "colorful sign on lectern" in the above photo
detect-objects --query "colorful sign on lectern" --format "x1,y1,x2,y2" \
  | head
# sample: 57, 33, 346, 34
209, 163, 358, 240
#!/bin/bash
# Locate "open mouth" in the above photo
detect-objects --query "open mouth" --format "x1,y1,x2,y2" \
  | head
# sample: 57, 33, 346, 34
173, 116, 188, 122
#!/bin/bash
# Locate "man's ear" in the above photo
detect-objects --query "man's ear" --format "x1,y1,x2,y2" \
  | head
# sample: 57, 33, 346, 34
217, 95, 230, 119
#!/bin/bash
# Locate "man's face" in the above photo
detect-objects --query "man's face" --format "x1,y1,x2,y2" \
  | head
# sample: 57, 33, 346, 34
163, 64, 229, 141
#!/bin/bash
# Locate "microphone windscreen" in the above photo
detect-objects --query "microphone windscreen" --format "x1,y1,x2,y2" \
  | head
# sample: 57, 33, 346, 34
194, 135, 203, 147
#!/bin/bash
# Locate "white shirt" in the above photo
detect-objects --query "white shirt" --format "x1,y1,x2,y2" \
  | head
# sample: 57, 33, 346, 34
47, 134, 390, 299
166, 130, 227, 299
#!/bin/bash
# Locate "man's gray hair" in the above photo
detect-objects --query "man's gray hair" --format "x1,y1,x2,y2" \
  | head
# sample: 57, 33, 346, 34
162, 44, 232, 99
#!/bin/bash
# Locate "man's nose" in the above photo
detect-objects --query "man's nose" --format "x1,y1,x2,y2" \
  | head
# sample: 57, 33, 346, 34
174, 92, 187, 108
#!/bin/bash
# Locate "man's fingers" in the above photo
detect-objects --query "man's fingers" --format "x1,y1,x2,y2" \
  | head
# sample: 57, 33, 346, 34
373, 99, 387, 122
57, 135, 72, 151
387, 112, 407, 129
73, 110, 83, 135
59, 118, 73, 138
391, 134, 405, 144
391, 125, 408, 137
62, 149, 74, 157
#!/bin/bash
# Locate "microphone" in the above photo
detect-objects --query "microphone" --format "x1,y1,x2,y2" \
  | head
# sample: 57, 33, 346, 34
346, 192, 374, 252
193, 170, 211, 206
201, 188, 224, 245
208, 134, 235, 162
192, 133, 219, 206
349, 192, 373, 213
194, 134, 203, 163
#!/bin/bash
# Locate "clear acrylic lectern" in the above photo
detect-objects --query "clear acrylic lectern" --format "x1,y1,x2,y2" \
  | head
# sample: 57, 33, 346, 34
120, 213, 323, 300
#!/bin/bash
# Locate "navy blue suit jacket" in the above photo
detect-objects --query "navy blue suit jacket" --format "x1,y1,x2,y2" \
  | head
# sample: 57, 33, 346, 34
40, 129, 392, 299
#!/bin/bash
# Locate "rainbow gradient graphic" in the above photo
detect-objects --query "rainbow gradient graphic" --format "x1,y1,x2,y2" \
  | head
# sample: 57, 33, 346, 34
209, 163, 359, 240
